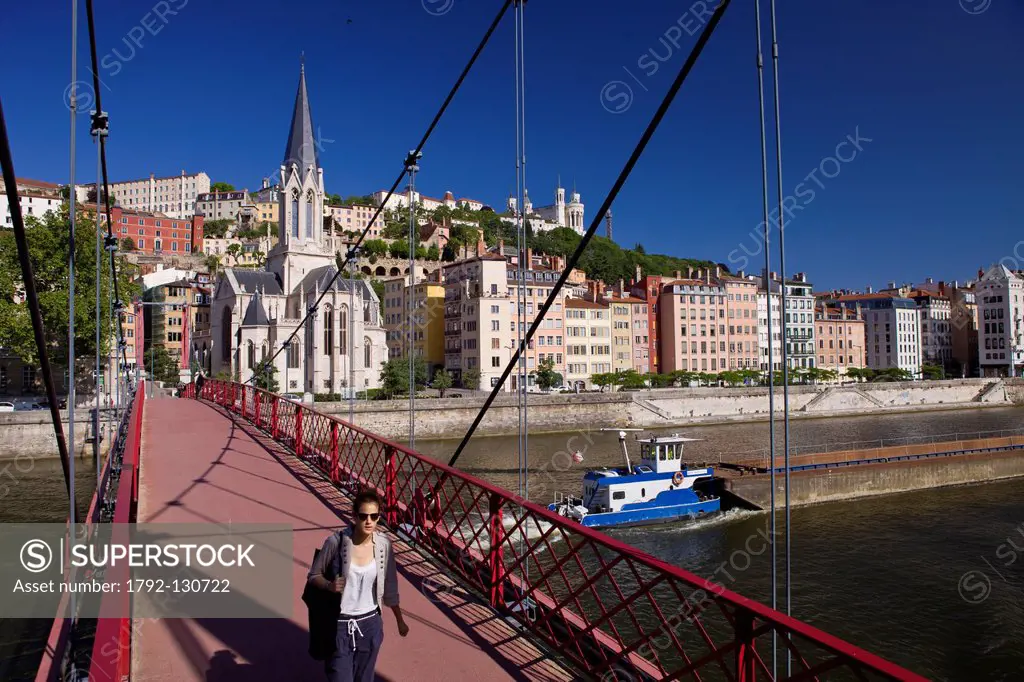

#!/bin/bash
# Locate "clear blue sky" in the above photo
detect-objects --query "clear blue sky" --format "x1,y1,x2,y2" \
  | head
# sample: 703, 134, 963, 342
4, 0, 1023, 290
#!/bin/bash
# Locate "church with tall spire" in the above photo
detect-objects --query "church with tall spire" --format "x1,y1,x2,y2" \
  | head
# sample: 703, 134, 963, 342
208, 61, 387, 394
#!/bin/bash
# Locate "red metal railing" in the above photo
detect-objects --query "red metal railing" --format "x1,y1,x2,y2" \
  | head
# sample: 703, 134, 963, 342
87, 382, 146, 681
34, 383, 146, 682
201, 380, 926, 682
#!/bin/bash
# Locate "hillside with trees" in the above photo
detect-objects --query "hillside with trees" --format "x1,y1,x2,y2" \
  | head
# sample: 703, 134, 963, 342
337, 197, 722, 283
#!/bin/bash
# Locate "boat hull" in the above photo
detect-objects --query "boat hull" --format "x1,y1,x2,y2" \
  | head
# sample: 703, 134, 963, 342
548, 498, 721, 529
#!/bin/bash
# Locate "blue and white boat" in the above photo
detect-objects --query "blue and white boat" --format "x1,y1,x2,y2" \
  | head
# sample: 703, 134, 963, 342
548, 432, 720, 529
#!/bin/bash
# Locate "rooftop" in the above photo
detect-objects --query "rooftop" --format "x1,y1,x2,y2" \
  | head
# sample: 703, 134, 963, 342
565, 297, 607, 309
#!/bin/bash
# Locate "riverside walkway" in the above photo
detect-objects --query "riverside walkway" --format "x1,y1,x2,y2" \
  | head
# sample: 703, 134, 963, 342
132, 395, 570, 681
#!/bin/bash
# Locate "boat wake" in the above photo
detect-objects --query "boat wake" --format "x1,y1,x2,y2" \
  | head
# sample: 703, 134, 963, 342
613, 507, 764, 538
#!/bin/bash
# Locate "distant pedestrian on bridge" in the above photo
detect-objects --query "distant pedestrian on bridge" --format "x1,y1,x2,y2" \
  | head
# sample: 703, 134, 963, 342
194, 371, 205, 400
307, 489, 408, 682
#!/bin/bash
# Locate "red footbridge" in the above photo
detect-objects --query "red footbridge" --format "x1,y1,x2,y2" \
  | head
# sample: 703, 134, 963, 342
34, 380, 928, 681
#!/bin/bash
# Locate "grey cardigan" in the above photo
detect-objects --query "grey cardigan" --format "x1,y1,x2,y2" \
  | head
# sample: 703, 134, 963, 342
306, 528, 400, 609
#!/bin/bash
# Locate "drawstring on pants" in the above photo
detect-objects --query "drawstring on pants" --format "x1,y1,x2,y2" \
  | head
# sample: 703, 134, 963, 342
346, 618, 363, 649
339, 609, 378, 650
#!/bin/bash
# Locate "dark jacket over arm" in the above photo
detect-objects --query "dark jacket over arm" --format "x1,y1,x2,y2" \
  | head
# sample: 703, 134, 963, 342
307, 532, 341, 592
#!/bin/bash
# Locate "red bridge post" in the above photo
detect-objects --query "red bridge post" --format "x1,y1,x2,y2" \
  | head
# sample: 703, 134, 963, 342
385, 446, 397, 526
488, 491, 505, 609
330, 421, 340, 483
254, 390, 261, 428
241, 385, 248, 420
736, 611, 756, 682
295, 405, 304, 457
271, 396, 279, 438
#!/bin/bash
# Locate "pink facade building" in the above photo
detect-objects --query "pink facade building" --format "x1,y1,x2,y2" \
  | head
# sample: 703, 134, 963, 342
659, 269, 760, 374
814, 306, 866, 376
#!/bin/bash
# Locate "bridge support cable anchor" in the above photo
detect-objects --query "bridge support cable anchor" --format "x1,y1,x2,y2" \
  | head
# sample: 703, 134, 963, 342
447, 0, 735, 470
244, 0, 515, 387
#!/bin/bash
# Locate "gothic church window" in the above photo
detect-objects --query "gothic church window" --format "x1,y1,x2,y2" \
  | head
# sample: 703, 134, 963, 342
305, 191, 314, 239
340, 305, 348, 354
291, 190, 299, 238
324, 306, 334, 355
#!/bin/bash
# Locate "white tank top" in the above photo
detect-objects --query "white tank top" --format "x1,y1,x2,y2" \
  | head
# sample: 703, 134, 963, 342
339, 560, 378, 616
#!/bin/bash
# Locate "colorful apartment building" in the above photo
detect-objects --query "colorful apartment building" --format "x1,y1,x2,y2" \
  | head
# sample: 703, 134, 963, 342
564, 298, 611, 389
814, 306, 866, 376
832, 293, 922, 375
1, 178, 65, 227
114, 206, 205, 256
721, 274, 760, 371
442, 251, 570, 391
105, 170, 210, 219
195, 190, 249, 222
630, 271, 667, 374
330, 203, 386, 238
976, 264, 1024, 377
142, 279, 194, 375
659, 277, 729, 374
657, 268, 760, 375
603, 291, 649, 373
383, 275, 446, 376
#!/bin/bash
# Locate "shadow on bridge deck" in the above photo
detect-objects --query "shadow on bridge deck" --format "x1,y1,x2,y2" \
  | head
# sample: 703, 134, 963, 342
133, 396, 573, 682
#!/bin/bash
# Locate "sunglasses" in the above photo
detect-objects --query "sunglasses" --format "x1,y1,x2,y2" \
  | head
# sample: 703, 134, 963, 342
357, 513, 380, 522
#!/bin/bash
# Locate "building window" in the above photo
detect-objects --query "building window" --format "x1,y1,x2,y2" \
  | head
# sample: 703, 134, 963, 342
305, 196, 314, 239
324, 307, 334, 355
247, 341, 255, 369
364, 338, 371, 369
339, 306, 348, 354
291, 194, 299, 237
288, 340, 300, 368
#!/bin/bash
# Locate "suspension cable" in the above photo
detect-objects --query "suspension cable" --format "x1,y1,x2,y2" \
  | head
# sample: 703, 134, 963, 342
448, 0, 734, 468
754, 0, 778, 673
85, 0, 133, 397
513, 0, 525, 503
406, 152, 421, 449
0, 100, 73, 497
248, 0, 514, 388
519, 0, 528, 504
768, 0, 793, 673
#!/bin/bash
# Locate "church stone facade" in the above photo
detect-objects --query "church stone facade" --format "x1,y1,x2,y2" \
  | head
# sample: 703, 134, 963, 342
208, 63, 386, 393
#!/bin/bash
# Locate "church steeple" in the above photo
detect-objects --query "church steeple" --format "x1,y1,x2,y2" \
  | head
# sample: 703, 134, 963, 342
268, 58, 331, 293
282, 58, 319, 177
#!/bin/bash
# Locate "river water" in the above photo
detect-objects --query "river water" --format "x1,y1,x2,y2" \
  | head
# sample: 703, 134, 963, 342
3, 406, 1023, 679
0, 458, 98, 680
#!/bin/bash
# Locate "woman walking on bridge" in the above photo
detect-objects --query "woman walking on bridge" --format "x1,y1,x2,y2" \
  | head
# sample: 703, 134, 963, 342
307, 489, 409, 682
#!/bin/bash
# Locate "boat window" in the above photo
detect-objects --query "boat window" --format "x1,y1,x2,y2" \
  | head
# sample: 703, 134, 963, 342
612, 491, 625, 500
641, 488, 646, 497
657, 446, 664, 461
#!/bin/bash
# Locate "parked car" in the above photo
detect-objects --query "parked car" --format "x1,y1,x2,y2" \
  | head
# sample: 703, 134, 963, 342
0, 402, 14, 413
